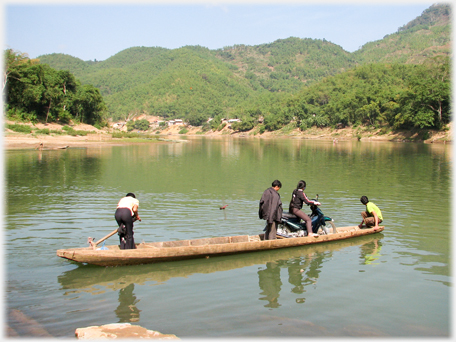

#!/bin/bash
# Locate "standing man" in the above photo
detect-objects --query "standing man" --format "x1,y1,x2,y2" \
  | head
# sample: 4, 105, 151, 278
115, 193, 141, 249
259, 180, 283, 240
358, 195, 383, 229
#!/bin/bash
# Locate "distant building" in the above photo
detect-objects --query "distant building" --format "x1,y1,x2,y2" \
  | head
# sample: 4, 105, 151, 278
112, 122, 125, 129
168, 119, 184, 126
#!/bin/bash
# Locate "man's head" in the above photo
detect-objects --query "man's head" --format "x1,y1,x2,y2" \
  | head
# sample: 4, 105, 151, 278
272, 179, 282, 191
126, 193, 136, 198
360, 196, 369, 205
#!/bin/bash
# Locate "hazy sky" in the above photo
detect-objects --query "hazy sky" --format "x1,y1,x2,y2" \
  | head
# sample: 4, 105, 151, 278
4, 1, 435, 61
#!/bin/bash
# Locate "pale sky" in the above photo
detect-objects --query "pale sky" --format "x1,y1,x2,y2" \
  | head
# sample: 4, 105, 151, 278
4, 1, 436, 61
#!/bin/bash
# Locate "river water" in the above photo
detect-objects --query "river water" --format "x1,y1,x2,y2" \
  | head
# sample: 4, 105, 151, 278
5, 137, 452, 338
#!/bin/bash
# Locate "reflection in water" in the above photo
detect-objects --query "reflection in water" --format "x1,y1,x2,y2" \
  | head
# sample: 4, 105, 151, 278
257, 238, 383, 309
258, 250, 327, 308
359, 238, 382, 266
115, 283, 140, 323
287, 258, 307, 295
258, 262, 282, 308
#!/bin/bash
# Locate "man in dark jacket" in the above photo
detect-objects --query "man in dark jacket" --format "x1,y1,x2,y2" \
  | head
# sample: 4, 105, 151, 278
259, 180, 283, 240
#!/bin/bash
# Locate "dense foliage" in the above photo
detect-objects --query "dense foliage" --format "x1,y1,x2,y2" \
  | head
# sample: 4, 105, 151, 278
127, 118, 150, 131
4, 4, 451, 131
3, 49, 107, 126
276, 56, 450, 130
215, 37, 357, 91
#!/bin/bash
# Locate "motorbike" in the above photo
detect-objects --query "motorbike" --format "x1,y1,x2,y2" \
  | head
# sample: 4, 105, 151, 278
276, 194, 337, 238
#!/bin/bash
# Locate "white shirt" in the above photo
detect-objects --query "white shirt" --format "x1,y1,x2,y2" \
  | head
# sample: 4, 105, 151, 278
117, 196, 139, 215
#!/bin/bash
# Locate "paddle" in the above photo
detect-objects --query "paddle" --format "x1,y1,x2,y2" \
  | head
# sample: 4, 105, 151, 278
88, 217, 141, 250
88, 229, 118, 250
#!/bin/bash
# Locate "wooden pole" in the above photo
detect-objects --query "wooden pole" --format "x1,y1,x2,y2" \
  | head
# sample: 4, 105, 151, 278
88, 229, 118, 250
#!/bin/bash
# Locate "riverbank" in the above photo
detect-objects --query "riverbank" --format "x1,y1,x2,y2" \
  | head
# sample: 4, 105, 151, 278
4, 120, 452, 150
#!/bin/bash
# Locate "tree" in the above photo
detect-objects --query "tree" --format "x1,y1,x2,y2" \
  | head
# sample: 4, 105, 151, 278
70, 84, 107, 125
4, 49, 107, 125
186, 110, 207, 126
127, 118, 149, 131
232, 117, 255, 132
410, 56, 451, 127
3, 49, 34, 95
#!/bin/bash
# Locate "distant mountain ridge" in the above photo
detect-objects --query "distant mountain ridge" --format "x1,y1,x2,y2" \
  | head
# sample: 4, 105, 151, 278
353, 3, 451, 64
37, 4, 451, 120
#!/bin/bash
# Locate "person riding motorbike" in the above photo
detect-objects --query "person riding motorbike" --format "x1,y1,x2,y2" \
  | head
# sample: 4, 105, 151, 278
289, 180, 321, 237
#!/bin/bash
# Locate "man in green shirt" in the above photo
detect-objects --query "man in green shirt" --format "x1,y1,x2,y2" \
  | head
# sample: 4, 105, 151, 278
358, 196, 383, 229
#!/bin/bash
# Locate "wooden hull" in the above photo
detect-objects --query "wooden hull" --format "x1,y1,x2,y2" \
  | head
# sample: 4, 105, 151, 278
56, 225, 384, 267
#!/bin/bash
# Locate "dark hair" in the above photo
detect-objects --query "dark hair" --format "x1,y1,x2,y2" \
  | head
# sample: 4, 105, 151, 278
360, 196, 369, 205
126, 193, 136, 198
272, 180, 282, 188
296, 180, 306, 190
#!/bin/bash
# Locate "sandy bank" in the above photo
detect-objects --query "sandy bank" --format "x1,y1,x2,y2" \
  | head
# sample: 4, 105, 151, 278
4, 120, 452, 150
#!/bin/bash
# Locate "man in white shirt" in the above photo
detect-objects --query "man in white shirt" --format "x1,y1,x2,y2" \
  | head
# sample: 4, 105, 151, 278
115, 193, 141, 249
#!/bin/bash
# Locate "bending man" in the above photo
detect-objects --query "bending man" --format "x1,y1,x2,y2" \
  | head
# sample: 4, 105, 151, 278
115, 193, 141, 249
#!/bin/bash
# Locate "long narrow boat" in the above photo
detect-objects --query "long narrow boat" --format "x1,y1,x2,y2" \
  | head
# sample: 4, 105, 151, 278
56, 225, 384, 267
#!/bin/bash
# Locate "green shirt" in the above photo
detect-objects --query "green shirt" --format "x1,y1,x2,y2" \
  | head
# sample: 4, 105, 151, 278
366, 202, 383, 221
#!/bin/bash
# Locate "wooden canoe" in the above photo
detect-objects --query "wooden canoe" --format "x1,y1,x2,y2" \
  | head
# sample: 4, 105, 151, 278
58, 233, 383, 291
56, 225, 384, 267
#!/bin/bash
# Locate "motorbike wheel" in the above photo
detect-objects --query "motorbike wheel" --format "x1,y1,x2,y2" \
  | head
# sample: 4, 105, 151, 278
277, 224, 288, 237
328, 221, 337, 233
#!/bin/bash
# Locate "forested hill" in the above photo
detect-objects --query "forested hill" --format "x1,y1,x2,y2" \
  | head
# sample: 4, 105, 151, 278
353, 3, 451, 64
34, 3, 451, 125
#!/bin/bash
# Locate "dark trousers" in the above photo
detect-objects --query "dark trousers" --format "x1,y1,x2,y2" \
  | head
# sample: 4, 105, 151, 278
291, 208, 315, 234
265, 221, 279, 240
115, 208, 136, 249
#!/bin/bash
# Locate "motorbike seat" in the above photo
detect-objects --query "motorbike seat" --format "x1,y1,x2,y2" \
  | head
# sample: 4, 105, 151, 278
282, 212, 298, 220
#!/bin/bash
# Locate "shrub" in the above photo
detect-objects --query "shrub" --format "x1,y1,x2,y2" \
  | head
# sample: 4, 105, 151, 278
62, 126, 89, 136
420, 130, 430, 140
201, 122, 211, 132
134, 119, 150, 131
67, 130, 89, 136
6, 108, 37, 122
112, 131, 144, 139
299, 122, 308, 131
378, 126, 390, 135
35, 128, 50, 135
57, 109, 72, 124
232, 119, 254, 132
7, 123, 32, 133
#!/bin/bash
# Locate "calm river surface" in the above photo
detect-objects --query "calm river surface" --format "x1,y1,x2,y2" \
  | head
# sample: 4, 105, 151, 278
5, 137, 452, 338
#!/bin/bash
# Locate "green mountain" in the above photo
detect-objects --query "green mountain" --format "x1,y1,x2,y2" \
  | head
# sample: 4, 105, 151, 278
353, 4, 451, 64
36, 4, 451, 122
214, 37, 357, 89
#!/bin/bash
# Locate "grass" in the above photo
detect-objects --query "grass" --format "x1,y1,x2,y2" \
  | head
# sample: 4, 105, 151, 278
111, 131, 159, 140
7, 123, 32, 134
